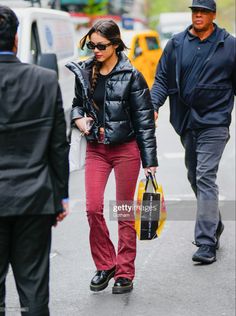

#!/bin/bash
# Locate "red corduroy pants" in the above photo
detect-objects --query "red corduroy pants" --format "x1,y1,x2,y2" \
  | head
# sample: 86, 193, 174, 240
85, 139, 140, 280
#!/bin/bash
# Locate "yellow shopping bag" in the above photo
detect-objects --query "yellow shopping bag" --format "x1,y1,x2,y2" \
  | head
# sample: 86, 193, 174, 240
135, 174, 167, 240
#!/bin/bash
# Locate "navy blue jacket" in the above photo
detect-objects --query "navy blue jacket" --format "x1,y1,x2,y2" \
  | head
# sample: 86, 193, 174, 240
151, 25, 236, 135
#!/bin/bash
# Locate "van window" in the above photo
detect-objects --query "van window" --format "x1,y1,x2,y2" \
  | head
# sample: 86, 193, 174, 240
40, 18, 75, 61
134, 39, 141, 58
31, 22, 41, 64
145, 36, 159, 50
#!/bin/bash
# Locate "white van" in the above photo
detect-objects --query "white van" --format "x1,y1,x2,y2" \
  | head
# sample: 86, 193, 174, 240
12, 7, 78, 129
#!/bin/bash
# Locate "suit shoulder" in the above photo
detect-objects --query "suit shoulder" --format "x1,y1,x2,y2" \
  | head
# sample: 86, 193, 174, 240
21, 63, 58, 80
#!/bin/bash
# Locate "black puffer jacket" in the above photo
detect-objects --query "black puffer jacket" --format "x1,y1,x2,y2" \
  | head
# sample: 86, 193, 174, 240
66, 52, 157, 168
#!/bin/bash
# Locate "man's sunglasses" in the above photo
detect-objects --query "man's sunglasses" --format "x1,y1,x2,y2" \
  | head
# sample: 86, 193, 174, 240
86, 41, 113, 51
191, 8, 212, 13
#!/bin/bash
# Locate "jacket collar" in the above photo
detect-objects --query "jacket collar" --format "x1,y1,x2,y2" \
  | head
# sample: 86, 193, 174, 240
112, 52, 133, 73
66, 52, 134, 99
0, 54, 20, 63
187, 26, 217, 43
172, 23, 228, 47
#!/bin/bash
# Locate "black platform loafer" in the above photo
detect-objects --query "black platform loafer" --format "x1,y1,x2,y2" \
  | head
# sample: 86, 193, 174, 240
192, 245, 216, 264
90, 266, 116, 292
112, 278, 133, 294
216, 221, 224, 250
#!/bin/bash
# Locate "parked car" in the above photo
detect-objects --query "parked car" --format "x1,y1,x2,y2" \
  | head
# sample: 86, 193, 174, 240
13, 7, 78, 131
121, 29, 163, 88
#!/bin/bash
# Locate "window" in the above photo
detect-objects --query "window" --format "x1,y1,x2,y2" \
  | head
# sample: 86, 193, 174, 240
145, 36, 159, 50
30, 22, 41, 64
134, 39, 142, 58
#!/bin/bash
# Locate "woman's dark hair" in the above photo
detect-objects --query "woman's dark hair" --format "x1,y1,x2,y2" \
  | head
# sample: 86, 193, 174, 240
80, 19, 127, 53
0, 5, 19, 51
80, 20, 127, 110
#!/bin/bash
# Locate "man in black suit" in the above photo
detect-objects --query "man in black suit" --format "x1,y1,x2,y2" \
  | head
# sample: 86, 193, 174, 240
0, 5, 69, 315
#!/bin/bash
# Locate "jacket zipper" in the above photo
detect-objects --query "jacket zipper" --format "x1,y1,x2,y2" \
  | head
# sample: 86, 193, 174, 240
103, 79, 107, 144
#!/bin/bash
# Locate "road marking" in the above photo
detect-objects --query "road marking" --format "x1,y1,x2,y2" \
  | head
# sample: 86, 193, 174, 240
163, 152, 185, 159
165, 194, 226, 200
165, 193, 226, 201
50, 251, 58, 259
165, 193, 195, 200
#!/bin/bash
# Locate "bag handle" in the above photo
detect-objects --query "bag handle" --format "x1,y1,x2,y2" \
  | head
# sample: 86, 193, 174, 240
145, 172, 158, 192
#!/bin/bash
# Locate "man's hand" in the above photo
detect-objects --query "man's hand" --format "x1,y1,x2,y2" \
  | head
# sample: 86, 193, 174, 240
144, 167, 157, 177
54, 200, 69, 227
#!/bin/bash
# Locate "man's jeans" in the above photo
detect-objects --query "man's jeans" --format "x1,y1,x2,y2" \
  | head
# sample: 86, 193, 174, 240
181, 127, 230, 246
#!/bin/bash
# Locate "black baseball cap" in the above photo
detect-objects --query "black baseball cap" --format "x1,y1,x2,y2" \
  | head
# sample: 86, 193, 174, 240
189, 0, 216, 12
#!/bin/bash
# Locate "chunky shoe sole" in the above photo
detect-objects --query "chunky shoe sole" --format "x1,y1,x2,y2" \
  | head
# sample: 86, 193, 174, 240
90, 269, 115, 292
112, 283, 133, 294
216, 223, 224, 250
192, 255, 216, 264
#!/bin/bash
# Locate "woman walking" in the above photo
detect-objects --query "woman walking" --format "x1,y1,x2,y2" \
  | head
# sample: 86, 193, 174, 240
66, 20, 157, 294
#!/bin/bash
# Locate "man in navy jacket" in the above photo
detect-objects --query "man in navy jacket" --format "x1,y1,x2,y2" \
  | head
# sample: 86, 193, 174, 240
151, 0, 236, 264
0, 5, 69, 315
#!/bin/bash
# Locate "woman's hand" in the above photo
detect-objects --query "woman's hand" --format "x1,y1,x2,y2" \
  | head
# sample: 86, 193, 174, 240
154, 111, 158, 127
75, 117, 94, 135
144, 166, 157, 177
154, 111, 158, 121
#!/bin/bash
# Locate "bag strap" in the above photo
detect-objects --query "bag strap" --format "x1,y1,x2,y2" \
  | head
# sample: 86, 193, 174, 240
145, 172, 158, 192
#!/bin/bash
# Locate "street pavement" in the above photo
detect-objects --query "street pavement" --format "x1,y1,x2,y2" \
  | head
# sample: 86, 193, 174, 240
6, 102, 235, 316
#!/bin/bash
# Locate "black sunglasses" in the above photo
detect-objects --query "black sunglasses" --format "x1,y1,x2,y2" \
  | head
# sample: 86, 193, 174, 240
191, 8, 212, 13
86, 41, 113, 51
